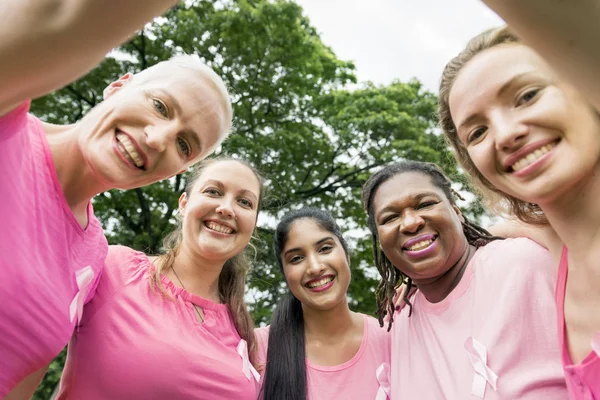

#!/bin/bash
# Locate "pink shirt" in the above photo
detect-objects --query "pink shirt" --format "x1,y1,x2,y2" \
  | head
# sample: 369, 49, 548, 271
390, 238, 567, 399
0, 102, 107, 396
255, 314, 392, 400
557, 247, 600, 399
57, 245, 258, 399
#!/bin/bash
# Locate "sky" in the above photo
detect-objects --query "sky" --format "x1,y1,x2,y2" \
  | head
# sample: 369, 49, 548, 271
295, 0, 503, 93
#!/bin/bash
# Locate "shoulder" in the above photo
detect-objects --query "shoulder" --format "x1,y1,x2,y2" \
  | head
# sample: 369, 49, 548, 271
474, 237, 555, 277
254, 326, 271, 366
363, 314, 391, 347
102, 245, 151, 287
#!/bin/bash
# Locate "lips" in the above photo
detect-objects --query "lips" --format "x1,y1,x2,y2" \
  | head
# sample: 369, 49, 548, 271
403, 234, 436, 251
503, 138, 559, 172
203, 219, 236, 234
115, 131, 147, 170
305, 275, 335, 289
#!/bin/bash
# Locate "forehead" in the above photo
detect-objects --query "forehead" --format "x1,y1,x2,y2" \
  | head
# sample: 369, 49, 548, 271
449, 44, 554, 120
373, 172, 444, 210
284, 219, 332, 250
194, 161, 260, 194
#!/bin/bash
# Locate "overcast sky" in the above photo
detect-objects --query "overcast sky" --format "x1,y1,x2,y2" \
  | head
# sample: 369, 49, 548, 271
295, 0, 503, 93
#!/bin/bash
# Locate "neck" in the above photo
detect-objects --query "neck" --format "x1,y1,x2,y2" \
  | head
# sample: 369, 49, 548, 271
168, 246, 225, 302
413, 242, 476, 303
44, 122, 110, 216
302, 298, 356, 340
541, 168, 600, 267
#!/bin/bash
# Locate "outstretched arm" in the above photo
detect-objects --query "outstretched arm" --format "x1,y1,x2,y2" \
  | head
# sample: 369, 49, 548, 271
0, 0, 180, 116
481, 0, 600, 112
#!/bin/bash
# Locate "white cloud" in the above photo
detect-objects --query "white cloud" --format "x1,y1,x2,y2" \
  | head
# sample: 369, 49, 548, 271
296, 0, 503, 92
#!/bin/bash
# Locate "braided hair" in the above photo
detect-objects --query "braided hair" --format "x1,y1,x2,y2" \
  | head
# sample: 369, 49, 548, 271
361, 161, 503, 331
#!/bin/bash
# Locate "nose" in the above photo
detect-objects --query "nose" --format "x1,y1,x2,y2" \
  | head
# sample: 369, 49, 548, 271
400, 210, 424, 234
492, 112, 529, 152
145, 122, 178, 153
215, 197, 236, 219
306, 254, 325, 276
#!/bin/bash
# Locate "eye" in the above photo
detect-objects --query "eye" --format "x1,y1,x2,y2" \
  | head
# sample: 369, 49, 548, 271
203, 187, 221, 196
152, 99, 169, 117
380, 214, 398, 225
289, 255, 304, 264
416, 201, 439, 210
517, 88, 540, 106
467, 126, 487, 144
319, 244, 333, 253
237, 198, 254, 209
177, 137, 191, 157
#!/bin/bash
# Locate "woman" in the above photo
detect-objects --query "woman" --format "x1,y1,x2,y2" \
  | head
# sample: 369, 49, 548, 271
0, 1, 232, 396
362, 160, 567, 399
257, 208, 391, 400
56, 158, 263, 399
438, 24, 600, 398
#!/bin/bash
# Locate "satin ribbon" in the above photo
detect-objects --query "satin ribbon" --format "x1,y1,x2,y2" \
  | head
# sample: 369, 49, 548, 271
69, 265, 94, 325
237, 339, 260, 383
592, 332, 600, 357
375, 362, 391, 400
464, 337, 498, 398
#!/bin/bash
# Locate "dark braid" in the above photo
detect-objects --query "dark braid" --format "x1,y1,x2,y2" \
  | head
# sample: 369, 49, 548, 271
362, 161, 503, 332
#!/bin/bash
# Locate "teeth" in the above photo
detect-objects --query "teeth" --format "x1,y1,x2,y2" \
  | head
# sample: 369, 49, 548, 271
306, 276, 334, 288
406, 239, 433, 251
116, 133, 144, 168
205, 221, 234, 234
511, 143, 555, 172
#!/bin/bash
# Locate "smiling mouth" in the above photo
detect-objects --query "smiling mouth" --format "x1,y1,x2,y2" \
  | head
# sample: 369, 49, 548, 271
510, 142, 557, 172
204, 221, 234, 235
305, 276, 334, 289
116, 133, 145, 170
404, 236, 436, 251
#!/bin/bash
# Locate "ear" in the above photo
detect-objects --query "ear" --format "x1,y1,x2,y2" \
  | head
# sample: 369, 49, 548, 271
103, 73, 134, 99
452, 205, 465, 223
178, 192, 188, 216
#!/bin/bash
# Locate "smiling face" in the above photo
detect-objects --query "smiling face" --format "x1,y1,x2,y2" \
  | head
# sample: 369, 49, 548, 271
78, 63, 229, 190
449, 43, 600, 207
372, 172, 468, 282
281, 218, 351, 312
178, 160, 260, 263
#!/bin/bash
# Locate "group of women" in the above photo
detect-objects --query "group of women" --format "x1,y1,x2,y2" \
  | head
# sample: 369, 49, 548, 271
1, 0, 598, 399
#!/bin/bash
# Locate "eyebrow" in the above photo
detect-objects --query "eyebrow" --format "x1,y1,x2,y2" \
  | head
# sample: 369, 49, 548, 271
156, 88, 203, 153
376, 191, 441, 218
457, 71, 540, 133
283, 236, 334, 257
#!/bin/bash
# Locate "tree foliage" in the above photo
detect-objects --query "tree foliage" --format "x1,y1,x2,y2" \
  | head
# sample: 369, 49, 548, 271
29, 0, 477, 397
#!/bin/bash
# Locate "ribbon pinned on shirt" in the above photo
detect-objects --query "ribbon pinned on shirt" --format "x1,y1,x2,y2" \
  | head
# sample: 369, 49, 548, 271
464, 336, 498, 398
237, 339, 261, 383
69, 265, 94, 325
592, 332, 600, 357
375, 362, 391, 400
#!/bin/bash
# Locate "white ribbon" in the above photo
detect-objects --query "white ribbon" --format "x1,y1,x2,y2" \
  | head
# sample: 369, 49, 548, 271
464, 337, 498, 398
69, 265, 95, 325
237, 339, 260, 383
375, 362, 391, 400
592, 332, 600, 357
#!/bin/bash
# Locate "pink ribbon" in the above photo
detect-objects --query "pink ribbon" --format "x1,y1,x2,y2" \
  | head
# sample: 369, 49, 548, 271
464, 337, 498, 398
69, 265, 94, 325
375, 362, 391, 400
592, 332, 600, 357
237, 339, 260, 383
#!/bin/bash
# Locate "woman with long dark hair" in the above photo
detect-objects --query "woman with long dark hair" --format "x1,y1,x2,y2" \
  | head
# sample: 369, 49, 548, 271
257, 207, 391, 400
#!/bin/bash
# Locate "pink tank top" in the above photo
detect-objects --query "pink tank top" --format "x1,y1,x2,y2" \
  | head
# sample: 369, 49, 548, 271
556, 247, 600, 399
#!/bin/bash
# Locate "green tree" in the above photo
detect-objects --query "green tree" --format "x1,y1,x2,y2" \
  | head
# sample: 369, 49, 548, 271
30, 1, 471, 397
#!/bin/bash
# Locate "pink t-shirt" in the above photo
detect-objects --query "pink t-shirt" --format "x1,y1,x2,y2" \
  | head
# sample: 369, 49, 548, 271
0, 102, 107, 396
255, 314, 392, 400
557, 246, 600, 399
57, 245, 258, 399
390, 238, 567, 399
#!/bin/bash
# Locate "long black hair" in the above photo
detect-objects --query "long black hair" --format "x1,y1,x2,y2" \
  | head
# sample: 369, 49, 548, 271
361, 161, 502, 331
261, 207, 350, 400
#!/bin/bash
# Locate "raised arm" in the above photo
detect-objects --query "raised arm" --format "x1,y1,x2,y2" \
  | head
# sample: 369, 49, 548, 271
481, 0, 600, 112
0, 0, 179, 115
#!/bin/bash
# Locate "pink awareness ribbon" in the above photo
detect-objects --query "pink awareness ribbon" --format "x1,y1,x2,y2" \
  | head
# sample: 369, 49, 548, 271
375, 362, 391, 400
464, 337, 498, 398
69, 265, 94, 325
237, 339, 260, 383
